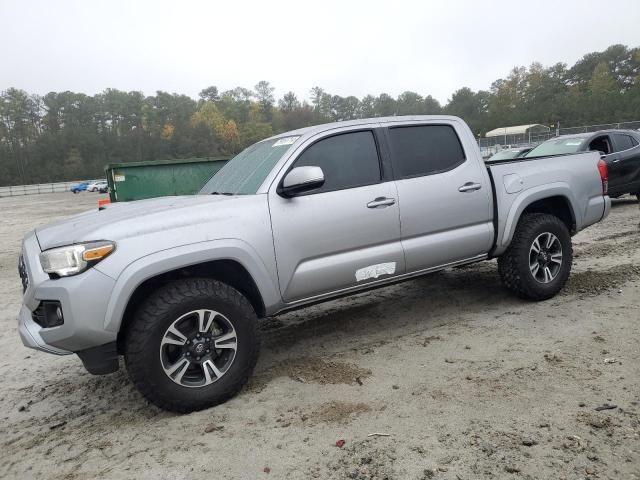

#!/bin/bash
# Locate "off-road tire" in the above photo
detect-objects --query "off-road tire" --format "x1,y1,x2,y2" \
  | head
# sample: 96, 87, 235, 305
124, 278, 259, 412
498, 213, 572, 301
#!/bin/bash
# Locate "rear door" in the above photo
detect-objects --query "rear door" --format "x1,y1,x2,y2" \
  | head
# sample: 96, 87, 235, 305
385, 122, 493, 272
269, 127, 404, 303
611, 133, 640, 194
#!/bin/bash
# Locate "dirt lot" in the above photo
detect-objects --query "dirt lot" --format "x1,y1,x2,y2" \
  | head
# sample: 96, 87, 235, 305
0, 193, 639, 480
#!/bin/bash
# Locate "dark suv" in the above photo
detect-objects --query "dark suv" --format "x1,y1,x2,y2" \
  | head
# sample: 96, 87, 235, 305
526, 130, 640, 199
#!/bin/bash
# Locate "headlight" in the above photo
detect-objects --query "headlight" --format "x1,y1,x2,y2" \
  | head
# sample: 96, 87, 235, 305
39, 241, 115, 277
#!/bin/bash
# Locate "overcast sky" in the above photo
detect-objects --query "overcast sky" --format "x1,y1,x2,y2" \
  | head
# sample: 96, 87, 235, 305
1, 0, 639, 104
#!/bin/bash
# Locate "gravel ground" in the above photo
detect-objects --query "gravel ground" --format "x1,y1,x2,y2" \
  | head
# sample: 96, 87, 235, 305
0, 192, 639, 480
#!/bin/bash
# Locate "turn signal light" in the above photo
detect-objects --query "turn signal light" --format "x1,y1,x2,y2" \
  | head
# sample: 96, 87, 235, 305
82, 244, 114, 262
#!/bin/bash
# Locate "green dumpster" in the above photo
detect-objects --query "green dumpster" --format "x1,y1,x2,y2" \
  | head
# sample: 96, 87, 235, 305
105, 158, 228, 202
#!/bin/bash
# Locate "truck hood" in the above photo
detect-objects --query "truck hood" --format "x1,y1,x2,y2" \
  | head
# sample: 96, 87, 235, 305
34, 194, 260, 250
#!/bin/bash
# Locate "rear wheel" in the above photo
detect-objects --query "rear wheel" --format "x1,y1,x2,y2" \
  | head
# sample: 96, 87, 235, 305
124, 278, 259, 412
498, 213, 572, 300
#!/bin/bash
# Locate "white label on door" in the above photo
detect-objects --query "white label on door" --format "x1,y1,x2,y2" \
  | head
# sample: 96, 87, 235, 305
355, 262, 396, 282
114, 174, 125, 182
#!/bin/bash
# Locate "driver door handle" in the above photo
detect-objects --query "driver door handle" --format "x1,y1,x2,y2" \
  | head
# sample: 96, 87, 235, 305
458, 182, 482, 192
367, 197, 396, 208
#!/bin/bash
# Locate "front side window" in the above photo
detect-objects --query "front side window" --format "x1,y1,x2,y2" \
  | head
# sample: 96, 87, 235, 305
589, 136, 612, 155
291, 131, 381, 194
388, 125, 465, 179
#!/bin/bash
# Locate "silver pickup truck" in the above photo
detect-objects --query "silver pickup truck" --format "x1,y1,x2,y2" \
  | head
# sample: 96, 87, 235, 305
18, 116, 610, 412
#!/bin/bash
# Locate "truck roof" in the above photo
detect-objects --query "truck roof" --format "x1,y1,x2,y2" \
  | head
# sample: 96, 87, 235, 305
268, 115, 463, 140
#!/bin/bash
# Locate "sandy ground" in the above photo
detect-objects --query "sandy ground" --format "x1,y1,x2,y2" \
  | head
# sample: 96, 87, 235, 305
0, 192, 639, 480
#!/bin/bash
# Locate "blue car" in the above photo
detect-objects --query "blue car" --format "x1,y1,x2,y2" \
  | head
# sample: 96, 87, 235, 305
70, 182, 88, 194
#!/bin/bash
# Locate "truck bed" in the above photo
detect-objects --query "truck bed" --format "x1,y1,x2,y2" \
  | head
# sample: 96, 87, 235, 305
486, 151, 609, 256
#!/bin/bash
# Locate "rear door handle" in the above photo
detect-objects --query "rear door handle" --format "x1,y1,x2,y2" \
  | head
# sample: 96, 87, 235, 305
367, 197, 396, 208
458, 182, 482, 192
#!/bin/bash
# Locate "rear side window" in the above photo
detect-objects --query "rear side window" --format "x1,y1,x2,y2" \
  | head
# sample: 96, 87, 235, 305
613, 133, 637, 151
292, 130, 381, 194
388, 125, 465, 179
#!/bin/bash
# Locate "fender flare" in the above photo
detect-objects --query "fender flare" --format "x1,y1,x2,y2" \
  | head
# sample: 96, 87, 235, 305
102, 238, 282, 333
499, 182, 579, 248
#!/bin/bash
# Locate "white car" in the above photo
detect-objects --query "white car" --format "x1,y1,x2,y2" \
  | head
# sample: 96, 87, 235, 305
87, 180, 108, 193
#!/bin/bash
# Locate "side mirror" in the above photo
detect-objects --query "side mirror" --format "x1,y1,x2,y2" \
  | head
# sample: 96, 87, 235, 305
279, 166, 325, 197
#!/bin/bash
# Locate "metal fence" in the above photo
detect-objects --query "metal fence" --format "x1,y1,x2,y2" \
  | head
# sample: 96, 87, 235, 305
0, 180, 100, 198
479, 120, 640, 158
559, 120, 640, 135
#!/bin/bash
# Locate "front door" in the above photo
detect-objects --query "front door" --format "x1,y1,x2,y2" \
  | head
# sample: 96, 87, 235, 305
386, 123, 494, 272
269, 129, 404, 303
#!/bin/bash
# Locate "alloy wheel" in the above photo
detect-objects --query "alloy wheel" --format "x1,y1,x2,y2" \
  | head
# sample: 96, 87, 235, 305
159, 309, 238, 387
529, 232, 563, 284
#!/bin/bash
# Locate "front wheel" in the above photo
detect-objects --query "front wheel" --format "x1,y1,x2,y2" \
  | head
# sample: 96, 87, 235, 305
124, 278, 260, 412
498, 213, 572, 301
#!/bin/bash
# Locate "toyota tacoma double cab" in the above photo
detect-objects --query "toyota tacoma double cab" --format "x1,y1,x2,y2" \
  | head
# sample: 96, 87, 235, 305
18, 116, 611, 412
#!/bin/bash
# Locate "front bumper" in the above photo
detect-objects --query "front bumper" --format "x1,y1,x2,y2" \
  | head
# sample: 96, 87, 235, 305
18, 232, 118, 357
19, 304, 71, 355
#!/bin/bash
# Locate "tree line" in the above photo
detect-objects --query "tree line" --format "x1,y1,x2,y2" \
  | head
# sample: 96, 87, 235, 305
1, 44, 638, 186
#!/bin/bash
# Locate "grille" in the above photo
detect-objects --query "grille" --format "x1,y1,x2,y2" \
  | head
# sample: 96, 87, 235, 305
18, 255, 29, 293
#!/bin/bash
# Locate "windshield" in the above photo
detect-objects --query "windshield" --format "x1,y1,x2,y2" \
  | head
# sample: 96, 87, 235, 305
525, 137, 585, 157
200, 136, 299, 194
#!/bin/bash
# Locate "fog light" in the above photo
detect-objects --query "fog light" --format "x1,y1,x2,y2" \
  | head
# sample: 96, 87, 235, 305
32, 301, 64, 328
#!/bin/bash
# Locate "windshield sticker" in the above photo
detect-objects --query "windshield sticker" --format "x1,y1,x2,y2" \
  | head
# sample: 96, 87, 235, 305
564, 141, 582, 146
355, 262, 396, 282
272, 136, 299, 147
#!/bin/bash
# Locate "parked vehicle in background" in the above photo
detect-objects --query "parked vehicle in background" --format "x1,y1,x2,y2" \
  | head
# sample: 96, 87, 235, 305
69, 182, 88, 194
86, 180, 106, 192
486, 147, 533, 162
18, 116, 610, 412
526, 130, 640, 199
92, 181, 108, 193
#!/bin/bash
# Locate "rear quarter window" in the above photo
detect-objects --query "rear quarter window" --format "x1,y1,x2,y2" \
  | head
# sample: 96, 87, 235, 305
388, 125, 466, 179
613, 133, 637, 151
